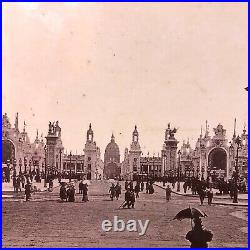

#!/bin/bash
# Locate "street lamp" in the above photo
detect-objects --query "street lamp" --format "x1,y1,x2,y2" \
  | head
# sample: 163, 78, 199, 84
19, 158, 22, 175
44, 145, 47, 188
24, 157, 27, 174
69, 151, 72, 183
6, 159, 10, 182
13, 158, 17, 176
59, 148, 62, 173
177, 150, 181, 192
233, 135, 242, 203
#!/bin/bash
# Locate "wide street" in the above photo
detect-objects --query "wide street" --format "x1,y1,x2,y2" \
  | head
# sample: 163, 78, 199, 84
2, 181, 248, 248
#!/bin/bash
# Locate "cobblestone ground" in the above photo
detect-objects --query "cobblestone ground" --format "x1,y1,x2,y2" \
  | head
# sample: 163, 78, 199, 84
2, 181, 248, 248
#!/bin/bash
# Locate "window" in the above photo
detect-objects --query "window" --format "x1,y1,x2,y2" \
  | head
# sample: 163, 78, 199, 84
88, 157, 91, 161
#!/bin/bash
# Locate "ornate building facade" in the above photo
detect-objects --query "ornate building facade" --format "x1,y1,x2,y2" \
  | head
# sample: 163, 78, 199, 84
104, 133, 121, 179
83, 124, 104, 180
2, 113, 45, 173
179, 122, 248, 180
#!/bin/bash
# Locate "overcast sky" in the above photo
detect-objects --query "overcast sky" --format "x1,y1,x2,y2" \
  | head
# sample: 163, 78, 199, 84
2, 2, 248, 159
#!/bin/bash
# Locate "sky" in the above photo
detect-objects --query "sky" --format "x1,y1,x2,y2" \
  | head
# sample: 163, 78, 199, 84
2, 2, 248, 159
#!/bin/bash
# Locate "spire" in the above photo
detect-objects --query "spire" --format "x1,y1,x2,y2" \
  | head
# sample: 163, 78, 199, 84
111, 133, 115, 142
243, 122, 246, 135
36, 129, 39, 140
132, 125, 139, 142
200, 125, 203, 138
23, 121, 26, 133
14, 112, 19, 131
87, 123, 94, 142
233, 118, 236, 139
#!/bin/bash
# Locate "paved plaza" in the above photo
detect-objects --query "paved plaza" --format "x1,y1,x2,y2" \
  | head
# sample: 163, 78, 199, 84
2, 181, 248, 248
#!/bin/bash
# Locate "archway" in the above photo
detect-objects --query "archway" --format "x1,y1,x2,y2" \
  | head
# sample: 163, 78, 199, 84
208, 148, 227, 177
104, 162, 120, 179
2, 140, 15, 164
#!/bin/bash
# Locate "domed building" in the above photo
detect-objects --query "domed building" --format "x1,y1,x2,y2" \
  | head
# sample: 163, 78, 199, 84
104, 134, 121, 179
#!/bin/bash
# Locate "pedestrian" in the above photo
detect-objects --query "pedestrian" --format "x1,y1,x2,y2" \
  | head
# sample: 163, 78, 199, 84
21, 175, 25, 189
122, 188, 132, 209
149, 183, 154, 194
67, 185, 75, 202
82, 183, 88, 202
146, 181, 149, 194
134, 182, 140, 198
165, 185, 172, 201
109, 183, 116, 201
115, 182, 121, 200
125, 180, 128, 191
141, 181, 144, 191
183, 182, 187, 194
16, 176, 21, 193
129, 181, 134, 191
186, 217, 213, 248
198, 188, 206, 205
79, 180, 83, 194
49, 179, 53, 191
130, 190, 136, 208
207, 188, 213, 205
13, 176, 17, 193
59, 183, 67, 202
25, 182, 32, 201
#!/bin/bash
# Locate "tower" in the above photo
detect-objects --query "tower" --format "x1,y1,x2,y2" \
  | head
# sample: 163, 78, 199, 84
129, 125, 142, 180
161, 123, 178, 176
84, 123, 97, 180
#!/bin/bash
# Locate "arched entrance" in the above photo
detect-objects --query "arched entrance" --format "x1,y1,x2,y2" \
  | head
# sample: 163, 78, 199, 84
104, 162, 120, 179
2, 140, 15, 164
208, 147, 227, 177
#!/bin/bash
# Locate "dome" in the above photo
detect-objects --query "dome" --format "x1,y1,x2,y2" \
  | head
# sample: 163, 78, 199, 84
104, 134, 120, 163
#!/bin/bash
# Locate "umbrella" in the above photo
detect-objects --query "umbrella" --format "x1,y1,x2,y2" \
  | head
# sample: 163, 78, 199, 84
83, 180, 91, 185
108, 179, 115, 184
173, 207, 207, 221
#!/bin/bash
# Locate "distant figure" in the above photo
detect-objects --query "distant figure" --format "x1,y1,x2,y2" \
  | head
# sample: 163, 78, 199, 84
165, 185, 172, 201
146, 181, 149, 194
129, 181, 134, 191
115, 182, 121, 200
16, 176, 21, 192
109, 183, 116, 201
60, 184, 67, 202
141, 181, 144, 191
207, 188, 213, 205
130, 190, 136, 208
21, 175, 25, 188
13, 176, 17, 193
183, 182, 188, 194
186, 217, 213, 248
198, 188, 206, 205
134, 183, 140, 198
82, 183, 88, 202
123, 188, 132, 209
148, 183, 154, 194
25, 182, 32, 201
125, 180, 128, 191
79, 180, 83, 194
67, 185, 75, 202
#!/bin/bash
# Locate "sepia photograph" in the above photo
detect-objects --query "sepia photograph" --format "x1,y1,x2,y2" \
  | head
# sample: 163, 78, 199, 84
2, 2, 248, 248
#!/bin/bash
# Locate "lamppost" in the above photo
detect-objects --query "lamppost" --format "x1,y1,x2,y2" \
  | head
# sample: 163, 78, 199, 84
13, 158, 17, 176
24, 157, 27, 174
177, 150, 181, 192
69, 151, 72, 183
59, 148, 62, 173
19, 158, 22, 175
6, 159, 10, 182
44, 145, 47, 188
233, 135, 242, 203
